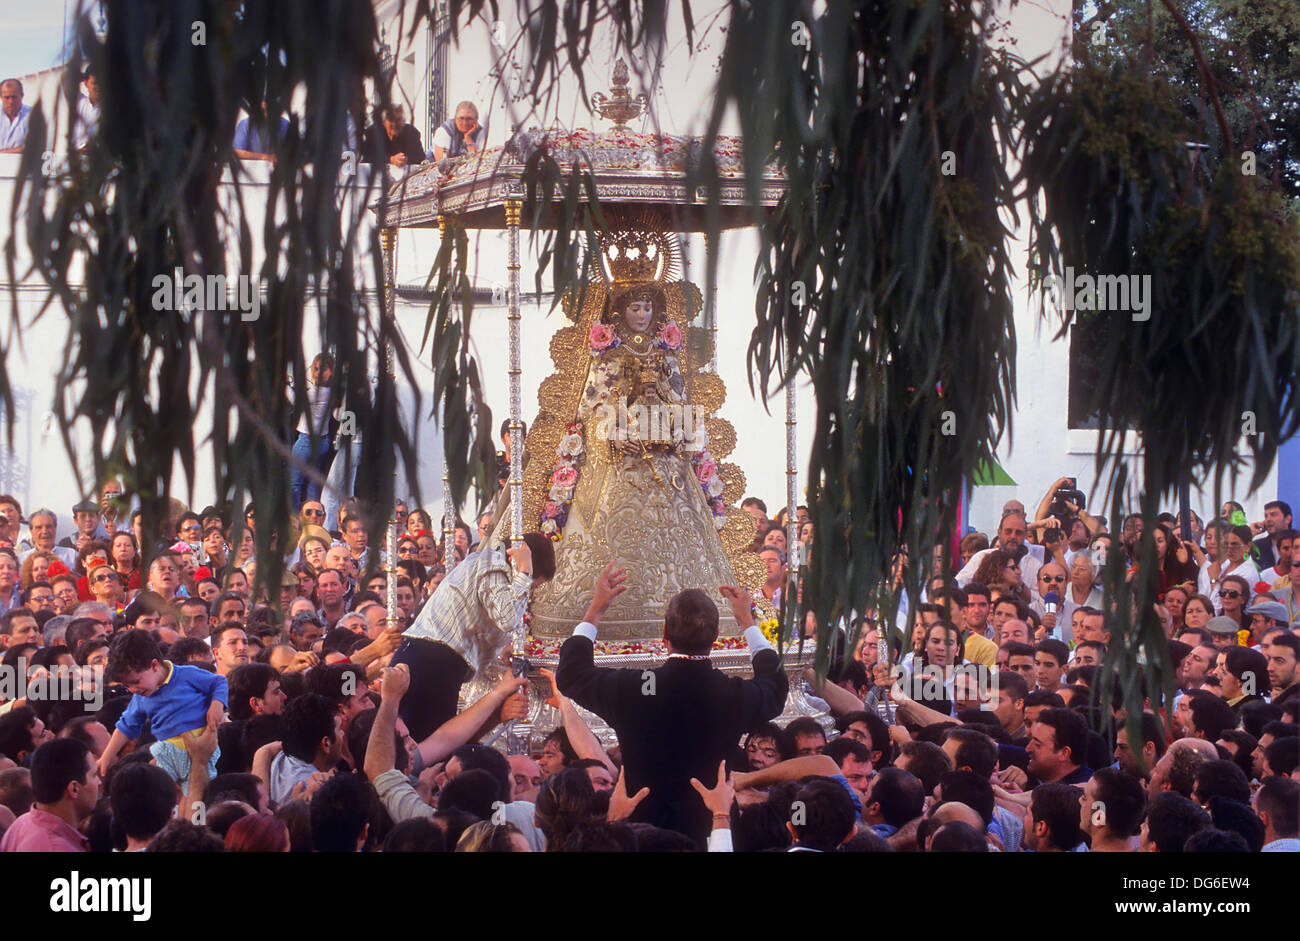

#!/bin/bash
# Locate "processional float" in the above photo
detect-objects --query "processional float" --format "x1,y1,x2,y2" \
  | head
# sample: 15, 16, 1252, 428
374, 63, 827, 750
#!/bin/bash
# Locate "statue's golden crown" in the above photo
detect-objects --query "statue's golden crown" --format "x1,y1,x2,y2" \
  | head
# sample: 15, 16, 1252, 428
596, 227, 677, 286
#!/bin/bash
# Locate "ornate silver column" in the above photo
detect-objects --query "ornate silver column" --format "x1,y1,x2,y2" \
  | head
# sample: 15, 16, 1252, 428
705, 231, 718, 374
442, 456, 455, 572
504, 186, 528, 756
505, 189, 524, 548
379, 225, 401, 628
435, 214, 458, 575
785, 346, 798, 632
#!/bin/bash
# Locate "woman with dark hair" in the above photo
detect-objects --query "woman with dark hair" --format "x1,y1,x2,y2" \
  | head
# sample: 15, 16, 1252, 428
1198, 524, 1260, 613
74, 540, 112, 600
291, 560, 318, 605
299, 533, 329, 573
110, 531, 142, 593
406, 509, 433, 535
1183, 593, 1215, 632
533, 766, 599, 852
225, 812, 291, 852
1218, 574, 1252, 628
1152, 523, 1198, 601
971, 548, 1023, 594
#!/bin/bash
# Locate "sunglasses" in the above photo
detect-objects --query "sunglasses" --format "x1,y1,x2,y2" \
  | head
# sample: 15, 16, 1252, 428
92, 573, 117, 582
1040, 575, 1066, 583
1220, 590, 1241, 599
303, 509, 325, 518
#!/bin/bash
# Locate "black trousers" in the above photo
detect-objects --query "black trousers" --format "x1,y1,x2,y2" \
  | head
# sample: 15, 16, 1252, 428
388, 637, 471, 742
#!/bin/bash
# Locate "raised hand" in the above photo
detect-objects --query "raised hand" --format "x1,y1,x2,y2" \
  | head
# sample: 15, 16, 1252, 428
689, 760, 735, 820
584, 562, 629, 624
379, 663, 410, 703
506, 540, 533, 575
500, 689, 529, 722
717, 584, 754, 628
538, 667, 565, 709
606, 766, 650, 822
183, 724, 218, 763
286, 651, 319, 673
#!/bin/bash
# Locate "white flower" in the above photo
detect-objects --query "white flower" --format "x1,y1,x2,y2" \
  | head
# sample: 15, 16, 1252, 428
559, 432, 584, 457
714, 514, 726, 530
707, 475, 725, 498
541, 519, 559, 535
548, 485, 574, 503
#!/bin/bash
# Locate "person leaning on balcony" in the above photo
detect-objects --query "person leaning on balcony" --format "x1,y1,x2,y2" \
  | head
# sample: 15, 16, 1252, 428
0, 79, 31, 153
233, 102, 289, 164
363, 104, 425, 169
431, 100, 486, 162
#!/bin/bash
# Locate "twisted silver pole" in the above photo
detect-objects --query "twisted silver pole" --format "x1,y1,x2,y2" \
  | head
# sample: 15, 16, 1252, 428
504, 189, 527, 755
380, 226, 401, 629
436, 215, 457, 576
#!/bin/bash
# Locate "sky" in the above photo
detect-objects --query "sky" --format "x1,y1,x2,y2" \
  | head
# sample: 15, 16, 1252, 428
0, 1, 79, 79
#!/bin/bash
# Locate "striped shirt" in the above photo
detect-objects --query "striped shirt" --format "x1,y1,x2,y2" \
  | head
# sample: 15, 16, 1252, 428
402, 547, 532, 677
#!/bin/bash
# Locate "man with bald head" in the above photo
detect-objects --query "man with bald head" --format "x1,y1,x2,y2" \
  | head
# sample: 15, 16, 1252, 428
957, 511, 1042, 589
1029, 561, 1070, 641
926, 802, 989, 850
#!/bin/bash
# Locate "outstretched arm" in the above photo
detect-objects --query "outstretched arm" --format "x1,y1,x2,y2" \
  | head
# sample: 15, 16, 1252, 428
364, 665, 408, 780
731, 754, 841, 792
182, 725, 218, 820
1034, 477, 1071, 524
415, 671, 530, 766
541, 667, 616, 775
803, 667, 866, 716
890, 687, 953, 729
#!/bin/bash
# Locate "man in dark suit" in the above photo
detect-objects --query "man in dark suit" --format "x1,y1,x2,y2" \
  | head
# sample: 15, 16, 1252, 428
556, 563, 788, 847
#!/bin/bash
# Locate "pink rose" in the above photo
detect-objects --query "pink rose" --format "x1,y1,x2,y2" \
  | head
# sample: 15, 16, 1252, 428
542, 501, 561, 518
589, 324, 616, 351
553, 465, 579, 489
695, 458, 717, 483
657, 322, 682, 350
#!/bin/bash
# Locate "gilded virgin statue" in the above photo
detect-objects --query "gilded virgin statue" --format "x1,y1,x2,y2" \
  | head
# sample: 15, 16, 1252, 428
497, 218, 763, 643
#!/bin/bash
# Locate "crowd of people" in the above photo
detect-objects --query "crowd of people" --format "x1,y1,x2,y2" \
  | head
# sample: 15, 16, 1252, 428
1, 62, 486, 179
0, 463, 1294, 854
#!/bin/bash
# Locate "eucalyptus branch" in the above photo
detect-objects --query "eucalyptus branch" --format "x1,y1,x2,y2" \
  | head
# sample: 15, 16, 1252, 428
1158, 0, 1232, 153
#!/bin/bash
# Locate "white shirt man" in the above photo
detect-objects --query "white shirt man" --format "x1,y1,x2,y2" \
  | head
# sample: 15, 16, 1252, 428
0, 80, 31, 152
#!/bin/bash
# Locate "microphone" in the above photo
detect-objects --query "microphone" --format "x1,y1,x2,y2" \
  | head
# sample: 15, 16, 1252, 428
1044, 590, 1059, 615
